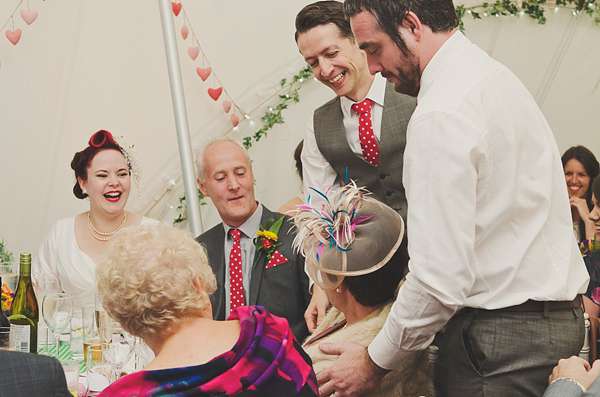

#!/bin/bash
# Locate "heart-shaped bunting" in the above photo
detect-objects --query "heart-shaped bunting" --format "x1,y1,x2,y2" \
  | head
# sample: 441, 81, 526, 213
208, 87, 223, 101
6, 29, 22, 45
181, 25, 189, 40
172, 2, 182, 16
231, 114, 240, 127
20, 10, 38, 25
223, 100, 232, 113
196, 67, 211, 81
188, 46, 199, 61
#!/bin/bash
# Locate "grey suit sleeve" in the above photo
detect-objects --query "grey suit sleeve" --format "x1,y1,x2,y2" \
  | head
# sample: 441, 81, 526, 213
543, 379, 585, 397
50, 357, 72, 397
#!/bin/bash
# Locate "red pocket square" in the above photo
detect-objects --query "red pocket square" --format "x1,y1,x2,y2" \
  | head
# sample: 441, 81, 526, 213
266, 250, 289, 268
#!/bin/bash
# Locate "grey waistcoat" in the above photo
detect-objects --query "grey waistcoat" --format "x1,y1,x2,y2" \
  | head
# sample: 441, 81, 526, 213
313, 82, 415, 221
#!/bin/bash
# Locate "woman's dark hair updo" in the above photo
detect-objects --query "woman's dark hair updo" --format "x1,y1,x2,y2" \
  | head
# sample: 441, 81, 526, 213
71, 130, 124, 199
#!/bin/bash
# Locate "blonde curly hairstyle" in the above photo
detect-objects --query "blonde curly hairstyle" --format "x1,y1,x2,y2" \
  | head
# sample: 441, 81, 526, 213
96, 222, 217, 340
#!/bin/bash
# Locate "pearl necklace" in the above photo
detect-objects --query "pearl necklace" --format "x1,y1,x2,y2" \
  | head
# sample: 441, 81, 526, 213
87, 212, 127, 242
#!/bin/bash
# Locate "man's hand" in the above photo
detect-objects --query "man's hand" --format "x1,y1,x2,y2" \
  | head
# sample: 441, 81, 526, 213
316, 342, 388, 397
305, 285, 330, 332
549, 356, 600, 390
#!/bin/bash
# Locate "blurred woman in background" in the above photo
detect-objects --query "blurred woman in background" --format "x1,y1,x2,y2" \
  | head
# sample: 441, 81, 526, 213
562, 145, 599, 243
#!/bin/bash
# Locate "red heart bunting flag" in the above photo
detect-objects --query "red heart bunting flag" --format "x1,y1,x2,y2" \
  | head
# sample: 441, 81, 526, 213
20, 10, 38, 25
231, 114, 239, 127
172, 2, 182, 16
266, 250, 289, 268
208, 87, 222, 101
196, 67, 211, 81
223, 100, 232, 113
6, 29, 22, 45
188, 46, 199, 61
181, 25, 189, 40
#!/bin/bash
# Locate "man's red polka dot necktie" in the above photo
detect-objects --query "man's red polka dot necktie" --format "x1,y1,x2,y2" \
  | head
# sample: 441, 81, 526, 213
228, 229, 245, 311
352, 98, 379, 166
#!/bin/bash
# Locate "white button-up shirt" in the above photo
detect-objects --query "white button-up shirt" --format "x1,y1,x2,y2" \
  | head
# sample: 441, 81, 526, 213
369, 31, 589, 369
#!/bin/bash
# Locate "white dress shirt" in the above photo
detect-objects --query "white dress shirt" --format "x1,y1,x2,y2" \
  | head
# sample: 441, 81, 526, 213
301, 73, 387, 197
369, 32, 589, 370
222, 204, 263, 318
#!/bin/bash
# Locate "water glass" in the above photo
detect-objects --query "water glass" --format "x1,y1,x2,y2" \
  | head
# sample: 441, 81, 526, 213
86, 344, 110, 395
59, 359, 80, 397
82, 304, 100, 360
0, 326, 14, 350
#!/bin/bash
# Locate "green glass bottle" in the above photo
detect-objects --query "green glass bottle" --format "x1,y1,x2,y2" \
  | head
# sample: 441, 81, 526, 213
10, 253, 39, 353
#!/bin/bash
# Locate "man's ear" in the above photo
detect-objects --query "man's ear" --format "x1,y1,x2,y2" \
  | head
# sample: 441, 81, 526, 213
198, 178, 208, 196
401, 11, 423, 40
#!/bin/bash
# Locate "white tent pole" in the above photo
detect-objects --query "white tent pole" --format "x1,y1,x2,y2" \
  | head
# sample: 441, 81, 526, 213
157, 0, 203, 236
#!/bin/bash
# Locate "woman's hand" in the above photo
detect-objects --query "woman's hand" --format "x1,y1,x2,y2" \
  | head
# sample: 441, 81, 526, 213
571, 197, 591, 220
570, 197, 598, 240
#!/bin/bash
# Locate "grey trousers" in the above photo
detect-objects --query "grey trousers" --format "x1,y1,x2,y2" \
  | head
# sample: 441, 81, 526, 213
434, 307, 585, 397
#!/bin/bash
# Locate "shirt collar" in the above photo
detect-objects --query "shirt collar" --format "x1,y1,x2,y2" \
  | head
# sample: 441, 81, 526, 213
223, 203, 263, 239
418, 31, 470, 104
340, 73, 387, 114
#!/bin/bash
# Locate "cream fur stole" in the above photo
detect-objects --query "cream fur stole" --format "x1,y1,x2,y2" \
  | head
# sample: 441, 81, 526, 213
302, 302, 435, 397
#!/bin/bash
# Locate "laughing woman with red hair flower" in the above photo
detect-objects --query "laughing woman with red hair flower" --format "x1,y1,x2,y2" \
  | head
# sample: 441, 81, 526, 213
32, 130, 158, 312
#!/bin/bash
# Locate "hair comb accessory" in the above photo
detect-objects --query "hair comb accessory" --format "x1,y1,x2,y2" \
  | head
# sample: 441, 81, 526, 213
89, 130, 117, 148
293, 181, 404, 290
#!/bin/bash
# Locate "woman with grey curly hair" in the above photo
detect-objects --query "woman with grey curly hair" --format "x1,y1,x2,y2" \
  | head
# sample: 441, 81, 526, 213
95, 223, 317, 397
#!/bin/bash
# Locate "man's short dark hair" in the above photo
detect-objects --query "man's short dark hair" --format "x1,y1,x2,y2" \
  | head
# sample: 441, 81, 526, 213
344, 0, 458, 55
295, 1, 354, 43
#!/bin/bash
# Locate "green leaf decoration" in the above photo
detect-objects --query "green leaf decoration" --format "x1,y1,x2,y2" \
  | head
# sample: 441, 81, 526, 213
8, 314, 34, 327
457, 0, 600, 33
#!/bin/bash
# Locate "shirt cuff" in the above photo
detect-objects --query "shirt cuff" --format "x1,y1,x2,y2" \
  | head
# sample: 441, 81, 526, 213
368, 327, 423, 370
549, 377, 586, 393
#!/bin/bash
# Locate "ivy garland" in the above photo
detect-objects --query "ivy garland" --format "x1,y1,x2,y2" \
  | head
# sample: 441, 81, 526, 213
456, 0, 600, 31
242, 65, 313, 149
173, 189, 207, 226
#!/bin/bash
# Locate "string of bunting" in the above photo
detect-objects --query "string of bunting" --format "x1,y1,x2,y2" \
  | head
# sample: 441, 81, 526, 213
170, 1, 314, 143
1, 0, 40, 67
171, 1, 245, 128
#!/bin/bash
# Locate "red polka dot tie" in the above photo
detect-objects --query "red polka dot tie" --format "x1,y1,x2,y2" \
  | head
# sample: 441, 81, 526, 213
228, 229, 245, 311
352, 98, 379, 166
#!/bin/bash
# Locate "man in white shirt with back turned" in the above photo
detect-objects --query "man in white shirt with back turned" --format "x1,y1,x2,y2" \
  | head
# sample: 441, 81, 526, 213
315, 0, 590, 396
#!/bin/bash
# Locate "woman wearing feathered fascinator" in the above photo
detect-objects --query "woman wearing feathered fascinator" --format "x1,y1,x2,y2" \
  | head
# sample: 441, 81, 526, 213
293, 182, 434, 397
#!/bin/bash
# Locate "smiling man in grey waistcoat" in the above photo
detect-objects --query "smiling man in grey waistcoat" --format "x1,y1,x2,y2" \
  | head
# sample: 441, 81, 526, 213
295, 1, 415, 221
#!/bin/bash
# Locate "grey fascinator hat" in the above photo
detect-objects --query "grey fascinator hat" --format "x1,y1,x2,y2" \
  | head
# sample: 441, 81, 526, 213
293, 182, 405, 290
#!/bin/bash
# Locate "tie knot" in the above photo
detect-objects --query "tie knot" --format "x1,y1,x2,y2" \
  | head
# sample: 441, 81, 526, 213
351, 98, 373, 116
229, 229, 242, 242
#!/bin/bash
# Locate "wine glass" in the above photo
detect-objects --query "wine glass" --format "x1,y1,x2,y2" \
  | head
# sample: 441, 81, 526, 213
35, 276, 59, 354
101, 322, 135, 382
42, 293, 74, 357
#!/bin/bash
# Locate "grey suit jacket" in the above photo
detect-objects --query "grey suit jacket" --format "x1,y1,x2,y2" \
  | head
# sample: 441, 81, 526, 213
196, 205, 311, 342
0, 350, 71, 397
543, 376, 600, 396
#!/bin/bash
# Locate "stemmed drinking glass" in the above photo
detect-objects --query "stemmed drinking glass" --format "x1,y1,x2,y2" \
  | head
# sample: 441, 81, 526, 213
42, 293, 74, 357
101, 321, 135, 382
35, 276, 59, 354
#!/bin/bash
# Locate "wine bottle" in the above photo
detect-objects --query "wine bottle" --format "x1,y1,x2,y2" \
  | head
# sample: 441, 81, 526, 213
10, 253, 39, 353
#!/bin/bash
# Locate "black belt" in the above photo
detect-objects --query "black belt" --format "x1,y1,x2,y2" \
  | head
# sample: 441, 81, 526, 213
462, 294, 582, 314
